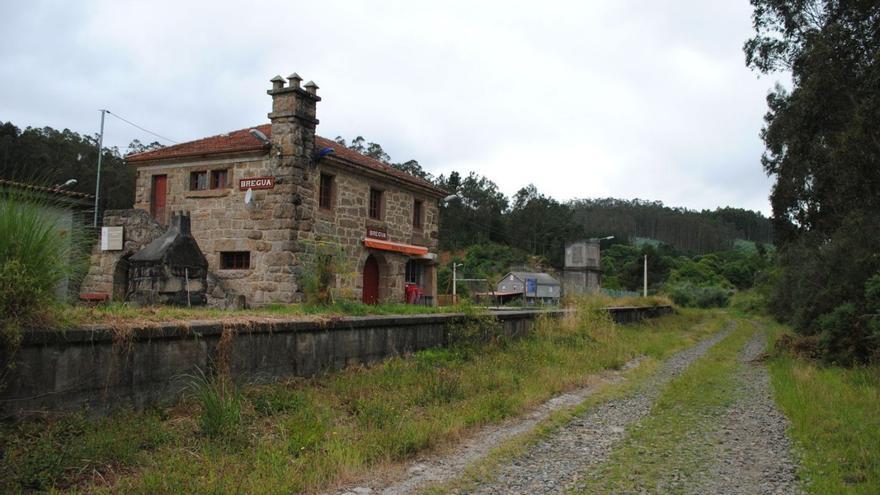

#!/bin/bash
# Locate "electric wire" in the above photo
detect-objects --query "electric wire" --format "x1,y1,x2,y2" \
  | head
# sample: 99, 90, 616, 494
105, 110, 179, 144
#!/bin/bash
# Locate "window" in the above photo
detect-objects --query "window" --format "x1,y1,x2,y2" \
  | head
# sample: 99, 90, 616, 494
190, 169, 228, 190
210, 169, 228, 189
220, 251, 250, 270
369, 188, 382, 220
190, 171, 207, 190
319, 173, 334, 209
405, 260, 422, 285
412, 199, 423, 229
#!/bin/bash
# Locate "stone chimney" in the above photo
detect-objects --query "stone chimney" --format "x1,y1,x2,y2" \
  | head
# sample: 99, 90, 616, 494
267, 72, 321, 165
169, 210, 192, 235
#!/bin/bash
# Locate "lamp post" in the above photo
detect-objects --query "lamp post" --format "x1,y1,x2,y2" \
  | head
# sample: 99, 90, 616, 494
452, 262, 463, 300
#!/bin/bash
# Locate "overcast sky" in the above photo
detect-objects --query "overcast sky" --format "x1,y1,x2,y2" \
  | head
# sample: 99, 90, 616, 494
1, 0, 780, 214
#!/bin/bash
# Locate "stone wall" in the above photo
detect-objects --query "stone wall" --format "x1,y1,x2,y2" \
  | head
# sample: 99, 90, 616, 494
0, 306, 672, 418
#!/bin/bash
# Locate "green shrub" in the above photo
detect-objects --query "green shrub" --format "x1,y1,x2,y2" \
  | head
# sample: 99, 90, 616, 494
184, 367, 243, 438
447, 303, 503, 348
729, 289, 766, 314
666, 282, 732, 308
299, 241, 349, 305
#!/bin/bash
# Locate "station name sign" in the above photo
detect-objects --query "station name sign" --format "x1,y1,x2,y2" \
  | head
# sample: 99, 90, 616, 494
366, 227, 388, 240
238, 176, 275, 190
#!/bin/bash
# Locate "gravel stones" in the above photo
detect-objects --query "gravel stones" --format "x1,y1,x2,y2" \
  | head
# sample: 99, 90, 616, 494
467, 324, 735, 494
686, 327, 802, 494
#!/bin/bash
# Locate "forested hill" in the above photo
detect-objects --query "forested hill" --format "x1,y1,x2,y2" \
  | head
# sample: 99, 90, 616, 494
570, 198, 773, 254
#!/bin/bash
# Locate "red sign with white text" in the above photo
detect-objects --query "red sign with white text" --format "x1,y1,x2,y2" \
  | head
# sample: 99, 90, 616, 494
238, 176, 275, 190
366, 227, 388, 240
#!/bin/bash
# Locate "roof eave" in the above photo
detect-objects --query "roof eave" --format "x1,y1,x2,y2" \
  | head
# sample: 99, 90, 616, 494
324, 154, 447, 198
125, 147, 270, 166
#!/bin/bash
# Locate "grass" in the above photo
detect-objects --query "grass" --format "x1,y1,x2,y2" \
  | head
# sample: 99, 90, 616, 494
54, 300, 453, 329
573, 316, 752, 494
0, 308, 718, 494
50, 294, 672, 330
767, 323, 880, 494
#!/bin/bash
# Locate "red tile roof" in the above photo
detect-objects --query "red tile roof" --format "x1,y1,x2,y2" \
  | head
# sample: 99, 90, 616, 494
0, 178, 94, 200
126, 124, 445, 195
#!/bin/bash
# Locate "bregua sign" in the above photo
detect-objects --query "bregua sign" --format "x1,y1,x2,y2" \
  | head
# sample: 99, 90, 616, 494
238, 176, 275, 190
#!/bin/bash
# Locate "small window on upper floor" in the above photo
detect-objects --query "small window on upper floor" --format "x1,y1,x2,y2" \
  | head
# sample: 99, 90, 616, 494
190, 171, 208, 191
210, 169, 229, 189
319, 173, 334, 209
413, 199, 423, 229
369, 188, 383, 220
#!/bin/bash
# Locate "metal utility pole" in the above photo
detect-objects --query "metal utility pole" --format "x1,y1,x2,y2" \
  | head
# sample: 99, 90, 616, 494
452, 262, 462, 300
93, 109, 107, 227
643, 255, 648, 297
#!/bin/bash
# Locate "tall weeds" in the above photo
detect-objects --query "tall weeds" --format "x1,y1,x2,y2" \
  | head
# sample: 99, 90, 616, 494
0, 189, 89, 387
184, 366, 243, 438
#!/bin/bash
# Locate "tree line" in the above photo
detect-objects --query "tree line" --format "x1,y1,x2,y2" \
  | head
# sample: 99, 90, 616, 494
336, 135, 772, 265
0, 122, 161, 211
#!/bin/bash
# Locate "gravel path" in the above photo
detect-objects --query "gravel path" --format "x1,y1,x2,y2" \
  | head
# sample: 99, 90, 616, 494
687, 326, 802, 494
336, 358, 644, 495
464, 323, 736, 494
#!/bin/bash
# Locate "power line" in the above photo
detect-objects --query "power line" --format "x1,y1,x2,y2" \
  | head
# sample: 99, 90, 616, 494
105, 110, 179, 144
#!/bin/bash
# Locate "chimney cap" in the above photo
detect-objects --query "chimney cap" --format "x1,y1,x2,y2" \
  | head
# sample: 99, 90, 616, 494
287, 72, 302, 82
270, 75, 285, 90
304, 80, 319, 95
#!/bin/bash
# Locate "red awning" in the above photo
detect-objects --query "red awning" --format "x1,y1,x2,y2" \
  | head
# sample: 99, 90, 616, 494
363, 238, 429, 256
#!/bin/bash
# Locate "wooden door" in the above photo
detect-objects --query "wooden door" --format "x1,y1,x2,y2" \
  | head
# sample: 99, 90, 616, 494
151, 175, 167, 224
363, 255, 379, 304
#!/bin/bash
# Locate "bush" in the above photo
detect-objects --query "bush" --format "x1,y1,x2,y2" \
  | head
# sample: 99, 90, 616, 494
447, 303, 503, 348
666, 282, 732, 308
729, 289, 766, 314
299, 241, 349, 305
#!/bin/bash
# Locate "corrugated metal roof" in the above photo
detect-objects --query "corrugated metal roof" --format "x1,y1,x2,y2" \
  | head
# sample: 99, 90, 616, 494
503, 271, 561, 286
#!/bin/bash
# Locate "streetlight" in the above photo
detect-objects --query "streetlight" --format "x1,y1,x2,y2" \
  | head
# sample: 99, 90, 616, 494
452, 262, 463, 300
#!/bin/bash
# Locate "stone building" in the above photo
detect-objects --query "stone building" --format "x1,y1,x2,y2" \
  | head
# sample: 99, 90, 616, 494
111, 72, 445, 306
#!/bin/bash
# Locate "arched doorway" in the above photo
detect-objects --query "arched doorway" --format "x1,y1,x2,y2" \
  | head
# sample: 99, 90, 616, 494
363, 255, 380, 304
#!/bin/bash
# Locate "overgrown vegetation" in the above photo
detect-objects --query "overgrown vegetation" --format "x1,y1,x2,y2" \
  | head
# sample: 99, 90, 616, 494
0, 190, 89, 386
184, 367, 244, 439
0, 304, 717, 493
769, 323, 880, 494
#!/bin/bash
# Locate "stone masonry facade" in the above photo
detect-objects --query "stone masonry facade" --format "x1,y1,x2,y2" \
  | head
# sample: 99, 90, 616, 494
93, 72, 446, 307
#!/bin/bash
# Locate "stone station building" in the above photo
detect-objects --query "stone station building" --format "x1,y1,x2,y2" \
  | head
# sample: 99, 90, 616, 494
85, 72, 446, 306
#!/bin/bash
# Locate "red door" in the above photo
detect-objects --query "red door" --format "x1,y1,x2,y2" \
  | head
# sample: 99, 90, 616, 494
151, 175, 167, 224
363, 255, 379, 304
